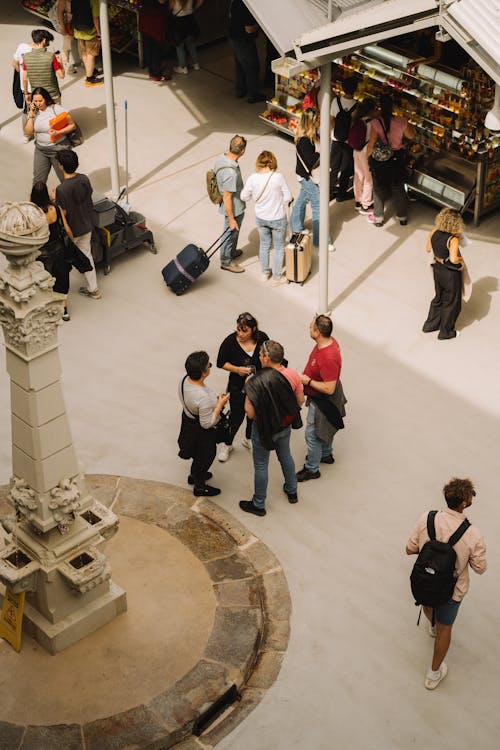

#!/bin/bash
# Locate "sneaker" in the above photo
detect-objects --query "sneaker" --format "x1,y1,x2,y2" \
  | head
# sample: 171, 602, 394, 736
151, 74, 171, 82
85, 75, 104, 87
193, 485, 221, 497
328, 243, 336, 253
239, 500, 266, 517
217, 444, 233, 462
399, 218, 408, 226
220, 263, 245, 273
79, 287, 102, 300
173, 66, 188, 75
241, 437, 252, 450
188, 471, 212, 485
296, 466, 321, 482
283, 484, 298, 504
62, 307, 71, 322
424, 662, 448, 690
270, 276, 288, 287
355, 201, 362, 210
301, 228, 311, 236
193, 62, 200, 71
367, 213, 383, 227
320, 454, 335, 465
260, 272, 271, 282
428, 622, 437, 638
358, 203, 374, 215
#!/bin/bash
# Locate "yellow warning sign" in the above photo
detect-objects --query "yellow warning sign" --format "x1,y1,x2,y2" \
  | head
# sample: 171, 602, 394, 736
0, 588, 25, 652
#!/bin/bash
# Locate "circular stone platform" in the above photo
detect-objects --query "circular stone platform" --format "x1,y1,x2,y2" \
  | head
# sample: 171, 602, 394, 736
0, 475, 291, 750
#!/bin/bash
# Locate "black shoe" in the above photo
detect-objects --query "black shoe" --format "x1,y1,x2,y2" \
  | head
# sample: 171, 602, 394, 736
62, 307, 70, 322
232, 248, 243, 259
283, 484, 298, 504
422, 324, 439, 333
194, 485, 221, 497
296, 467, 321, 482
399, 219, 408, 226
437, 330, 457, 340
320, 454, 335, 465
239, 500, 266, 517
188, 472, 213, 485
85, 75, 104, 87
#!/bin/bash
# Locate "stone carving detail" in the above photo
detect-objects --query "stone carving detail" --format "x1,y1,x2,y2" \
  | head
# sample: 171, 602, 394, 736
0, 301, 60, 354
49, 477, 83, 533
9, 476, 38, 522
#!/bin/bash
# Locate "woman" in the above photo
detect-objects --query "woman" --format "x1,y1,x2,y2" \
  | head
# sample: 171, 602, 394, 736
366, 93, 415, 227
178, 350, 230, 496
30, 181, 72, 321
348, 98, 375, 214
139, 0, 170, 82
24, 86, 76, 184
240, 150, 292, 286
170, 0, 204, 75
422, 208, 464, 340
291, 108, 321, 247
216, 312, 269, 461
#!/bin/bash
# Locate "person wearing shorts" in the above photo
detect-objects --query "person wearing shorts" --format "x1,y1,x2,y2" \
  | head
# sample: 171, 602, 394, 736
71, 0, 103, 87
406, 478, 487, 690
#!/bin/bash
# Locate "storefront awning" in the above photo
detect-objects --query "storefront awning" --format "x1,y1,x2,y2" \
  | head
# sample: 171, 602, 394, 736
441, 0, 500, 85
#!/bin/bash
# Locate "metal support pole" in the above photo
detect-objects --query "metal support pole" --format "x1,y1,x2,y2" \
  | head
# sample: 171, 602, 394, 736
99, 0, 120, 198
318, 62, 332, 314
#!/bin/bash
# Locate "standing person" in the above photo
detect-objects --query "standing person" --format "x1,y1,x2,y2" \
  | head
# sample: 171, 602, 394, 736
347, 98, 375, 215
329, 76, 358, 201
297, 315, 346, 482
139, 0, 171, 82
170, 0, 203, 75
57, 0, 80, 74
422, 208, 464, 340
12, 35, 34, 141
71, 0, 104, 87
55, 149, 102, 300
22, 29, 64, 104
240, 150, 292, 286
239, 358, 301, 517
214, 134, 247, 273
366, 93, 415, 227
406, 478, 486, 690
178, 351, 230, 497
216, 312, 269, 462
24, 87, 76, 184
291, 108, 321, 248
228, 0, 265, 103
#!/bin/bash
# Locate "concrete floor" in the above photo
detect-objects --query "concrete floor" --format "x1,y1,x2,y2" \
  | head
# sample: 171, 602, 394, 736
1, 1, 500, 748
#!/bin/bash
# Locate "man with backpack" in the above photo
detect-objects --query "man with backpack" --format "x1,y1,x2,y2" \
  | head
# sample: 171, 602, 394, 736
329, 77, 358, 202
211, 134, 247, 273
406, 478, 486, 690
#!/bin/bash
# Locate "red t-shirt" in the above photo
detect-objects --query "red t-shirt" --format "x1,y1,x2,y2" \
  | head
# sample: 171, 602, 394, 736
303, 339, 341, 396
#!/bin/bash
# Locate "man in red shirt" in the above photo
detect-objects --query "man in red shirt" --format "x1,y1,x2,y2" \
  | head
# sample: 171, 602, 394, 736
297, 315, 342, 482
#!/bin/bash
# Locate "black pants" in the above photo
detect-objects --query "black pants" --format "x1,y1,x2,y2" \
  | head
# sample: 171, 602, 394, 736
423, 264, 462, 339
228, 36, 260, 100
330, 141, 353, 199
370, 153, 408, 221
142, 33, 162, 78
190, 428, 217, 491
226, 386, 252, 445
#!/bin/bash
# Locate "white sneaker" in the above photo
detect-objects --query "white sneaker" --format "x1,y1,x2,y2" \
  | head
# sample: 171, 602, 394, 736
174, 66, 188, 75
260, 272, 271, 282
428, 622, 437, 638
217, 444, 233, 462
424, 662, 448, 690
193, 62, 200, 71
328, 243, 336, 253
270, 276, 288, 287
241, 437, 252, 450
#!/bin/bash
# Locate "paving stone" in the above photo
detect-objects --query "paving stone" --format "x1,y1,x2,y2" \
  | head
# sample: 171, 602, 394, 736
247, 650, 285, 689
197, 501, 254, 546
0, 485, 12, 519
213, 579, 261, 607
260, 569, 292, 620
0, 721, 25, 750
114, 481, 176, 522
83, 704, 168, 750
261, 617, 291, 652
21, 724, 82, 750
201, 688, 265, 747
169, 515, 235, 562
243, 539, 281, 574
204, 607, 262, 678
85, 474, 120, 508
174, 739, 210, 750
204, 552, 256, 583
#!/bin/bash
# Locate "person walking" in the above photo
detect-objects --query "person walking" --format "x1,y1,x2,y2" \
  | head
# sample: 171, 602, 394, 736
406, 477, 486, 690
55, 149, 102, 300
329, 76, 358, 202
71, 0, 104, 87
214, 134, 247, 273
24, 87, 77, 184
22, 29, 64, 104
422, 208, 464, 340
170, 0, 203, 75
228, 0, 264, 103
240, 150, 292, 286
296, 315, 346, 482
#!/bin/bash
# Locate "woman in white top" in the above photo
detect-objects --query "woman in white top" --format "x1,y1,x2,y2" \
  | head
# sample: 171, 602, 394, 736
240, 150, 292, 286
24, 86, 76, 184
170, 0, 204, 74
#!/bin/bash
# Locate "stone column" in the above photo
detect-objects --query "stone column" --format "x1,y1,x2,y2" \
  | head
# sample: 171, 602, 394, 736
0, 202, 126, 654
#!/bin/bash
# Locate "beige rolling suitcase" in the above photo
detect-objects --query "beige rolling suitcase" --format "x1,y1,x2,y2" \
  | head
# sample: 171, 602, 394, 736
285, 232, 312, 285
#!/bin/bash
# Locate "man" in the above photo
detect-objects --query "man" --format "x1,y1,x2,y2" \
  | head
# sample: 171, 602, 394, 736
214, 134, 246, 273
330, 76, 358, 201
55, 149, 102, 300
297, 315, 345, 482
406, 478, 486, 690
12, 35, 34, 141
228, 0, 265, 104
70, 0, 103, 87
239, 341, 302, 517
23, 29, 64, 104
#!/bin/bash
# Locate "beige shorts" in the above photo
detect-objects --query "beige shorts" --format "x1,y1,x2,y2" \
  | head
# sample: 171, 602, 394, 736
77, 36, 100, 58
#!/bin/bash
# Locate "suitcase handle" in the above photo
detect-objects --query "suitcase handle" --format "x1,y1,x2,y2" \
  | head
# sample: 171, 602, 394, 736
205, 227, 233, 260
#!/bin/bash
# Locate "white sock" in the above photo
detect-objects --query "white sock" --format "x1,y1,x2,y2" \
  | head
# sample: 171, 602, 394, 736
427, 667, 441, 679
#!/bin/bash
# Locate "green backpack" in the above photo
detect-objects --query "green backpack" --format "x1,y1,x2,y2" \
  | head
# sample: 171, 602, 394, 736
206, 164, 237, 205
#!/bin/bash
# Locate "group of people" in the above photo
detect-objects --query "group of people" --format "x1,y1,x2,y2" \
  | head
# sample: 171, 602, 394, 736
177, 312, 346, 515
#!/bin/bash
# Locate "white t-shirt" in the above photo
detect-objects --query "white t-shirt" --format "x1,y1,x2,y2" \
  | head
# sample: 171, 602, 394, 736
13, 42, 32, 93
171, 0, 194, 16
34, 103, 65, 147
240, 171, 292, 220
330, 95, 357, 141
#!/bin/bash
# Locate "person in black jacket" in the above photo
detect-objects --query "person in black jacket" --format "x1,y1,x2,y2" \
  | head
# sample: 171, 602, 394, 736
291, 108, 321, 246
216, 312, 269, 462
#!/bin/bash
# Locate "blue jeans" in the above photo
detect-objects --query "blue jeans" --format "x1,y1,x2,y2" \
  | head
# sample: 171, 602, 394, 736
220, 212, 244, 266
176, 37, 198, 68
304, 401, 333, 473
292, 178, 320, 246
251, 423, 297, 510
256, 216, 287, 279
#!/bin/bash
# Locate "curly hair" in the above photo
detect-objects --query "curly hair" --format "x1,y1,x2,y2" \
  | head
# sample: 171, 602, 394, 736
443, 477, 475, 509
435, 208, 464, 236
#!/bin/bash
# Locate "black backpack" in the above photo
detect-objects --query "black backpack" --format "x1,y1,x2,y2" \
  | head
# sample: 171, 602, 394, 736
410, 511, 470, 608
334, 97, 357, 142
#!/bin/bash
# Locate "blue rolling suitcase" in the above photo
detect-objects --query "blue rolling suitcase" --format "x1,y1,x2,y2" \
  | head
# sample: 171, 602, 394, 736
162, 229, 231, 295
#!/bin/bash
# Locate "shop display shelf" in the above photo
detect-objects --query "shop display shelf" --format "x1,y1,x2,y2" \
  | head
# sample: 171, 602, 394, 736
258, 115, 295, 137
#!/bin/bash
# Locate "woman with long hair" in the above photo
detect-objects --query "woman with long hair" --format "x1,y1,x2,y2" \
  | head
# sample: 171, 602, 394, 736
170, 0, 204, 75
366, 93, 415, 227
422, 208, 464, 340
240, 150, 292, 286
291, 108, 321, 246
24, 86, 76, 184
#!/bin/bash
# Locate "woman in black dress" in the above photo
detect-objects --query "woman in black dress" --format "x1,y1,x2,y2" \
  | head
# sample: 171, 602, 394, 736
216, 312, 269, 462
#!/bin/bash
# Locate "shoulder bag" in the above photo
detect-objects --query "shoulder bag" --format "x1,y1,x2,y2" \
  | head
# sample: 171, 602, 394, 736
297, 143, 320, 185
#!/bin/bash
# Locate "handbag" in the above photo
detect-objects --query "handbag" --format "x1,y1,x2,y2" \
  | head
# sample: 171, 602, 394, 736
215, 409, 231, 444
297, 147, 320, 185
67, 123, 84, 147
50, 107, 84, 147
371, 118, 394, 162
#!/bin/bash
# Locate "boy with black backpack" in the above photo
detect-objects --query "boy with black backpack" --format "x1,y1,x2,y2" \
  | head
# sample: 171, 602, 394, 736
406, 478, 486, 690
329, 76, 358, 201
